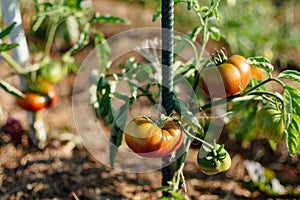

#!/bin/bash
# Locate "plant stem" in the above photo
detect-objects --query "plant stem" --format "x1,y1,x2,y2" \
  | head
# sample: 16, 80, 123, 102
44, 0, 64, 57
196, 78, 286, 112
0, 52, 24, 74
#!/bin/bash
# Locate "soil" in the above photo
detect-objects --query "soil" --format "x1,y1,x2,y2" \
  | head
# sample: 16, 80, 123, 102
1, 0, 300, 200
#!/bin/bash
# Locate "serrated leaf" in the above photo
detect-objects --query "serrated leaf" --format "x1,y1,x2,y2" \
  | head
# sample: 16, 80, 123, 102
278, 70, 300, 84
109, 100, 129, 167
0, 43, 19, 52
208, 26, 221, 41
91, 13, 129, 25
246, 57, 274, 73
0, 22, 16, 39
286, 115, 300, 156
284, 85, 300, 156
0, 79, 24, 98
283, 88, 292, 129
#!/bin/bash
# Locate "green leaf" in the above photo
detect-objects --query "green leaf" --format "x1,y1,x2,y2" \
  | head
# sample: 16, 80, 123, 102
91, 13, 130, 25
0, 22, 16, 39
246, 57, 274, 73
188, 26, 202, 41
0, 43, 19, 52
0, 79, 24, 98
152, 4, 161, 22
278, 70, 300, 84
96, 76, 114, 124
284, 85, 300, 156
173, 95, 204, 136
170, 191, 185, 200
283, 89, 292, 129
109, 100, 129, 167
67, 23, 90, 55
94, 32, 111, 73
208, 26, 221, 41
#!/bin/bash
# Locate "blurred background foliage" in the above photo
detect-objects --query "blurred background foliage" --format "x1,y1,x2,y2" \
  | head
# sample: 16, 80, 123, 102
13, 0, 300, 70
114, 0, 300, 69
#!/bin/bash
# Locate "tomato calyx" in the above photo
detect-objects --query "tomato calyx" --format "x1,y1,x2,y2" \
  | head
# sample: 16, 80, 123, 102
197, 142, 231, 175
211, 48, 228, 66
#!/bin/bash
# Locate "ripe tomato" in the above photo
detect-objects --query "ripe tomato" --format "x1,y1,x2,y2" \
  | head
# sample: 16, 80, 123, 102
197, 144, 231, 175
250, 66, 265, 81
255, 107, 285, 141
124, 116, 184, 158
199, 55, 251, 98
38, 80, 57, 107
42, 61, 64, 84
16, 80, 57, 112
16, 92, 48, 112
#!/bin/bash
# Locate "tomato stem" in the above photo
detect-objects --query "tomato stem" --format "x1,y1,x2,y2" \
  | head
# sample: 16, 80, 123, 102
196, 77, 286, 112
180, 124, 214, 149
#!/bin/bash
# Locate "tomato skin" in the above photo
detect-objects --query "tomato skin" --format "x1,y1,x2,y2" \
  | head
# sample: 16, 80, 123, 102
42, 62, 64, 84
16, 80, 57, 111
226, 55, 251, 88
124, 116, 184, 158
250, 66, 265, 81
255, 107, 285, 141
199, 55, 251, 98
39, 81, 57, 107
197, 144, 231, 175
16, 92, 48, 112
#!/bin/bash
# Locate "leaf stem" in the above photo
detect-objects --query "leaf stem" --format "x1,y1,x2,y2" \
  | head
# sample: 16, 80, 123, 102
0, 52, 24, 74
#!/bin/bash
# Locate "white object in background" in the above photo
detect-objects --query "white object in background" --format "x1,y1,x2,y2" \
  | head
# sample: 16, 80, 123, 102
1, 0, 30, 66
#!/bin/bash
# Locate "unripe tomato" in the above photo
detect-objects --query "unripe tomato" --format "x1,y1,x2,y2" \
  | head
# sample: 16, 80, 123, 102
255, 107, 285, 141
199, 55, 251, 98
16, 92, 48, 112
197, 144, 231, 175
124, 116, 184, 158
42, 61, 64, 84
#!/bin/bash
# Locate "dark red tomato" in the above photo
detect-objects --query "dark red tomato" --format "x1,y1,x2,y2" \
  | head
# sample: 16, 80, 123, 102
124, 116, 184, 158
199, 55, 251, 98
16, 92, 48, 112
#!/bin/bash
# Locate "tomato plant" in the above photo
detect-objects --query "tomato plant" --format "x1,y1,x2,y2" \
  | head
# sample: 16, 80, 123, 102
255, 106, 285, 142
199, 54, 251, 98
125, 116, 184, 158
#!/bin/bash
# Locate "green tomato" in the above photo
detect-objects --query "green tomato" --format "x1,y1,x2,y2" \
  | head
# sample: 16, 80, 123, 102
255, 107, 285, 142
197, 144, 231, 175
42, 61, 64, 84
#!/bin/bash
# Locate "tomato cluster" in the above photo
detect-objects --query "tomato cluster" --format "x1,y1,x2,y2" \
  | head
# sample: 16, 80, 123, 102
16, 80, 57, 112
255, 107, 285, 142
124, 116, 184, 158
199, 55, 251, 98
